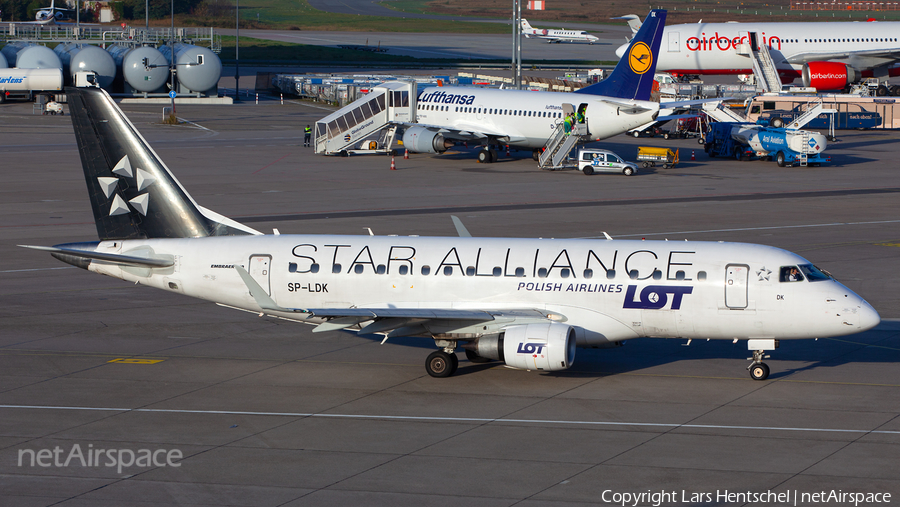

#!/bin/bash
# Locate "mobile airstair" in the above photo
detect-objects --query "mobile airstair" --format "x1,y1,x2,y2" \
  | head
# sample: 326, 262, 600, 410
314, 81, 416, 155
702, 101, 749, 123
737, 32, 783, 93
538, 103, 589, 169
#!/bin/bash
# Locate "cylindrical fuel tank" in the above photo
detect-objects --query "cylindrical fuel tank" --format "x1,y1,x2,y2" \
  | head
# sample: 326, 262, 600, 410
2, 42, 32, 67
70, 45, 116, 89
15, 45, 63, 70
0, 51, 7, 69
159, 42, 221, 93
107, 45, 168, 92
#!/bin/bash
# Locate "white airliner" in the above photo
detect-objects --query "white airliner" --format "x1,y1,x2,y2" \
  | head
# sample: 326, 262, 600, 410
521, 19, 600, 44
402, 10, 666, 163
616, 15, 900, 92
22, 86, 880, 381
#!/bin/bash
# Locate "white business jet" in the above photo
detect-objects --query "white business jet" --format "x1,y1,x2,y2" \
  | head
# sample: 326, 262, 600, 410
521, 19, 600, 44
22, 87, 880, 380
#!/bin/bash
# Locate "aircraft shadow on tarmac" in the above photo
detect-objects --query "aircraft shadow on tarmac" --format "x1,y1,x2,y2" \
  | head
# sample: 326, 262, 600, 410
355, 324, 899, 378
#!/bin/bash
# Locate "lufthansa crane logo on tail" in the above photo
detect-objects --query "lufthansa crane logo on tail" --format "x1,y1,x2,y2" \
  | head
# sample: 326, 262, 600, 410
628, 41, 653, 74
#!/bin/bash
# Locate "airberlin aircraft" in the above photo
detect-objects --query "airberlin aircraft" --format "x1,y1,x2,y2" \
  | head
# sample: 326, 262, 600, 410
23, 87, 880, 380
616, 17, 900, 92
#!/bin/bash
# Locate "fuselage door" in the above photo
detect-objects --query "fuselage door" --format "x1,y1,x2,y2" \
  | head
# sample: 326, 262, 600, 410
249, 254, 272, 296
725, 264, 749, 309
668, 31, 680, 52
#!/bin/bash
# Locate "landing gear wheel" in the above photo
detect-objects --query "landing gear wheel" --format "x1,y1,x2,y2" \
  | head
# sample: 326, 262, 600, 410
465, 349, 492, 363
583, 165, 594, 175
477, 149, 492, 163
489, 149, 497, 162
776, 151, 786, 167
532, 149, 541, 161
426, 351, 455, 378
632, 131, 640, 138
749, 362, 770, 381
449, 353, 459, 375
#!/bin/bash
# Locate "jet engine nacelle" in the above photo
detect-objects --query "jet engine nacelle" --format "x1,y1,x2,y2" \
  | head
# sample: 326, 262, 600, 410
802, 62, 860, 90
470, 323, 576, 372
401, 127, 453, 154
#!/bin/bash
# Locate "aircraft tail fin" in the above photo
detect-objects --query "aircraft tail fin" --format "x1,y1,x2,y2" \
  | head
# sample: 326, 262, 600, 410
576, 9, 665, 100
611, 14, 642, 35
66, 87, 260, 240
521, 19, 533, 31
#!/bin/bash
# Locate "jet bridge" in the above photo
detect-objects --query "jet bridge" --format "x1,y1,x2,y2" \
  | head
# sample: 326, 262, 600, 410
314, 81, 416, 155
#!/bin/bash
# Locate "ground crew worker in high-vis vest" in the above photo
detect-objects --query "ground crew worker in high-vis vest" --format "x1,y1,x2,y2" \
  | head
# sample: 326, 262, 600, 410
304, 125, 312, 147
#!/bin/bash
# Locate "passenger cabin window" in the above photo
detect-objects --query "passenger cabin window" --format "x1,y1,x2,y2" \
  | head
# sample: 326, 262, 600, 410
780, 266, 804, 282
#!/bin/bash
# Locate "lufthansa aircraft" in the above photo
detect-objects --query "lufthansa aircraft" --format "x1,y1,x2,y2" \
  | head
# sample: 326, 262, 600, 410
22, 86, 880, 380
521, 19, 600, 44
616, 15, 900, 92
403, 10, 666, 163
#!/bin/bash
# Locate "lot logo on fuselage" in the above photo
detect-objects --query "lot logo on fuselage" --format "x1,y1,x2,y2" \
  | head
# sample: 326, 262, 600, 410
628, 42, 653, 74
623, 285, 693, 310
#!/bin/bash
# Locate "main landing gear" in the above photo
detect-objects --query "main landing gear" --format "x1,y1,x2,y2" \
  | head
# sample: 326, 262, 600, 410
747, 349, 770, 381
426, 350, 458, 377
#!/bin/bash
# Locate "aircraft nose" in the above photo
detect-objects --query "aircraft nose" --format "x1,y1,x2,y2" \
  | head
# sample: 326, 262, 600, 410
615, 43, 628, 59
856, 297, 881, 332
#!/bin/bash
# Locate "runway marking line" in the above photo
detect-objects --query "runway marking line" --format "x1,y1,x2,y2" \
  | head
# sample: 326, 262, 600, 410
107, 358, 165, 364
1, 404, 898, 436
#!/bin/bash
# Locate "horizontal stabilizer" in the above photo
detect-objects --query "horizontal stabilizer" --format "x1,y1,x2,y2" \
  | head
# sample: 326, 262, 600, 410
19, 245, 173, 268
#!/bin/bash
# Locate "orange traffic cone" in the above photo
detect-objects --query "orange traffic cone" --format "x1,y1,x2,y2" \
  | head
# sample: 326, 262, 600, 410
390, 155, 396, 170
691, 150, 696, 161
404, 149, 409, 159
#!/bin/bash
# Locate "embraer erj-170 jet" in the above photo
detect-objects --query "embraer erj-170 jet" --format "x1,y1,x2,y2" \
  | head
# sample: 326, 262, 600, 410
521, 19, 600, 44
402, 10, 666, 163
617, 15, 900, 92
23, 86, 880, 380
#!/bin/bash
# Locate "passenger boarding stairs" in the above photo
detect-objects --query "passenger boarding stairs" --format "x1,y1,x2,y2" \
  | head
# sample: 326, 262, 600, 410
701, 101, 748, 123
784, 100, 836, 130
314, 81, 416, 155
539, 103, 590, 169
738, 32, 783, 93
538, 122, 587, 169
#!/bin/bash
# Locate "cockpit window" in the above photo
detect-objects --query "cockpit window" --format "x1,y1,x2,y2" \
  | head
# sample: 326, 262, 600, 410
780, 266, 804, 282
799, 264, 831, 282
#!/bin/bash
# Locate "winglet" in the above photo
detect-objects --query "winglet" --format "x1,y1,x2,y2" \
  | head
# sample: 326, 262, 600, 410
450, 215, 472, 237
234, 265, 299, 313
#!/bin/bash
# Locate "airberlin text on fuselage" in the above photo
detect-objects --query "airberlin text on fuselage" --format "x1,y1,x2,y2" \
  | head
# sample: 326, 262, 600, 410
686, 32, 781, 52
287, 243, 697, 281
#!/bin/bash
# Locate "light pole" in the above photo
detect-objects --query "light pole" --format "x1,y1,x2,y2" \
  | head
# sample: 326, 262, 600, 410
235, 0, 240, 101
170, 0, 175, 114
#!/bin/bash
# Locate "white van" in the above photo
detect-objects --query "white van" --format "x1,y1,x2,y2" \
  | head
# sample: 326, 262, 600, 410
578, 149, 637, 176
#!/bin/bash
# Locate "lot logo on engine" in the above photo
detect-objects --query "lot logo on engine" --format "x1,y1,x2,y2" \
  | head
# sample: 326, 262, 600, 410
517, 343, 546, 355
623, 285, 693, 310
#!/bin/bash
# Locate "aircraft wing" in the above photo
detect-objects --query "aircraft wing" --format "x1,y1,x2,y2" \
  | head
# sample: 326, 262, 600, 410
786, 47, 900, 64
396, 121, 527, 144
234, 266, 561, 336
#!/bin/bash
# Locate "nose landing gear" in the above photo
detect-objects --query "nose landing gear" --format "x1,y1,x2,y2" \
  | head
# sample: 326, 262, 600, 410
747, 349, 770, 380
